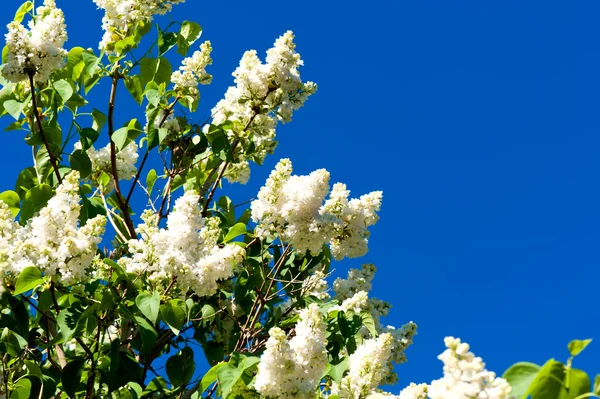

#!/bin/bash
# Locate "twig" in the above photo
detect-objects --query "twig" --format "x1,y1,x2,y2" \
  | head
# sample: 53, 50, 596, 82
28, 73, 62, 184
106, 71, 137, 238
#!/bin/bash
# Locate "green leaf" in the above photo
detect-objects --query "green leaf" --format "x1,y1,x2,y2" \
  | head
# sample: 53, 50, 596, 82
4, 99, 25, 119
160, 299, 187, 335
136, 292, 160, 324
24, 360, 43, 380
10, 377, 32, 399
124, 75, 144, 105
0, 190, 20, 217
177, 21, 202, 56
568, 339, 592, 357
20, 184, 53, 223
79, 127, 99, 151
115, 36, 137, 55
327, 358, 348, 384
594, 374, 600, 395
216, 364, 243, 399
360, 311, 378, 338
15, 167, 38, 200
92, 108, 107, 132
503, 362, 541, 399
200, 363, 226, 395
13, 2, 33, 23
134, 316, 157, 355
53, 79, 73, 102
146, 169, 158, 193
69, 149, 92, 178
223, 223, 247, 243
1, 328, 27, 357
14, 266, 43, 295
166, 346, 195, 388
112, 127, 129, 151
528, 359, 590, 399
145, 88, 160, 107
61, 358, 85, 398
158, 30, 178, 56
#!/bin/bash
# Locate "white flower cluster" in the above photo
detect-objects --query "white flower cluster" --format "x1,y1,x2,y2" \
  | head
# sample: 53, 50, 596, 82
333, 333, 395, 399
333, 264, 417, 384
0, 172, 106, 284
171, 41, 213, 100
211, 31, 317, 183
427, 337, 512, 399
301, 270, 330, 301
255, 304, 327, 399
75, 141, 139, 182
119, 190, 245, 296
398, 383, 428, 399
93, 0, 185, 51
2, 0, 67, 83
251, 159, 383, 260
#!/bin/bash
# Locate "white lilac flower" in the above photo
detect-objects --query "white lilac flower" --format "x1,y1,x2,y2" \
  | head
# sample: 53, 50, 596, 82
75, 141, 139, 182
171, 41, 213, 100
210, 31, 317, 183
321, 184, 383, 261
251, 159, 382, 260
398, 383, 428, 399
333, 333, 395, 399
2, 0, 68, 83
255, 304, 327, 399
301, 270, 330, 301
332, 264, 417, 384
0, 171, 105, 284
93, 0, 186, 51
119, 190, 245, 296
427, 337, 512, 399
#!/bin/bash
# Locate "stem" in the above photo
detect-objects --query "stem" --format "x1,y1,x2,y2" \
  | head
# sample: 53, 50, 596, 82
107, 72, 137, 238
28, 73, 62, 184
126, 98, 180, 205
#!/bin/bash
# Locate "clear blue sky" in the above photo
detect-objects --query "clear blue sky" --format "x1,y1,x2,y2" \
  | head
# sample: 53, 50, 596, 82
2, 0, 599, 391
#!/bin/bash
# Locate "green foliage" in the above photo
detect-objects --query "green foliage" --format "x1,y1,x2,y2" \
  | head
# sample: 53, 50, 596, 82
504, 340, 597, 399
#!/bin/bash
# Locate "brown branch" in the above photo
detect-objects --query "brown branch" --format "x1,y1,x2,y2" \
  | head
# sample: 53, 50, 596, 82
126, 98, 180, 205
29, 73, 62, 184
107, 73, 137, 238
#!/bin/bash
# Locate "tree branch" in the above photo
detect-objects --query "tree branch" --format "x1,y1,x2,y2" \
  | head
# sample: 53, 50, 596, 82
28, 73, 62, 184
107, 73, 137, 238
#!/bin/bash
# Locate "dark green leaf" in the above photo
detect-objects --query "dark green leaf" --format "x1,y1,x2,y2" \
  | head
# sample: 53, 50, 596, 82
69, 150, 92, 178
158, 30, 178, 56
61, 358, 85, 398
79, 127, 100, 151
166, 346, 195, 387
20, 184, 53, 223
160, 299, 186, 335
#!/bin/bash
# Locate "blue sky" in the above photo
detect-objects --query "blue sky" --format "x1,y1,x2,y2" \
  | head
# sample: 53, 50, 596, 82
2, 0, 600, 392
